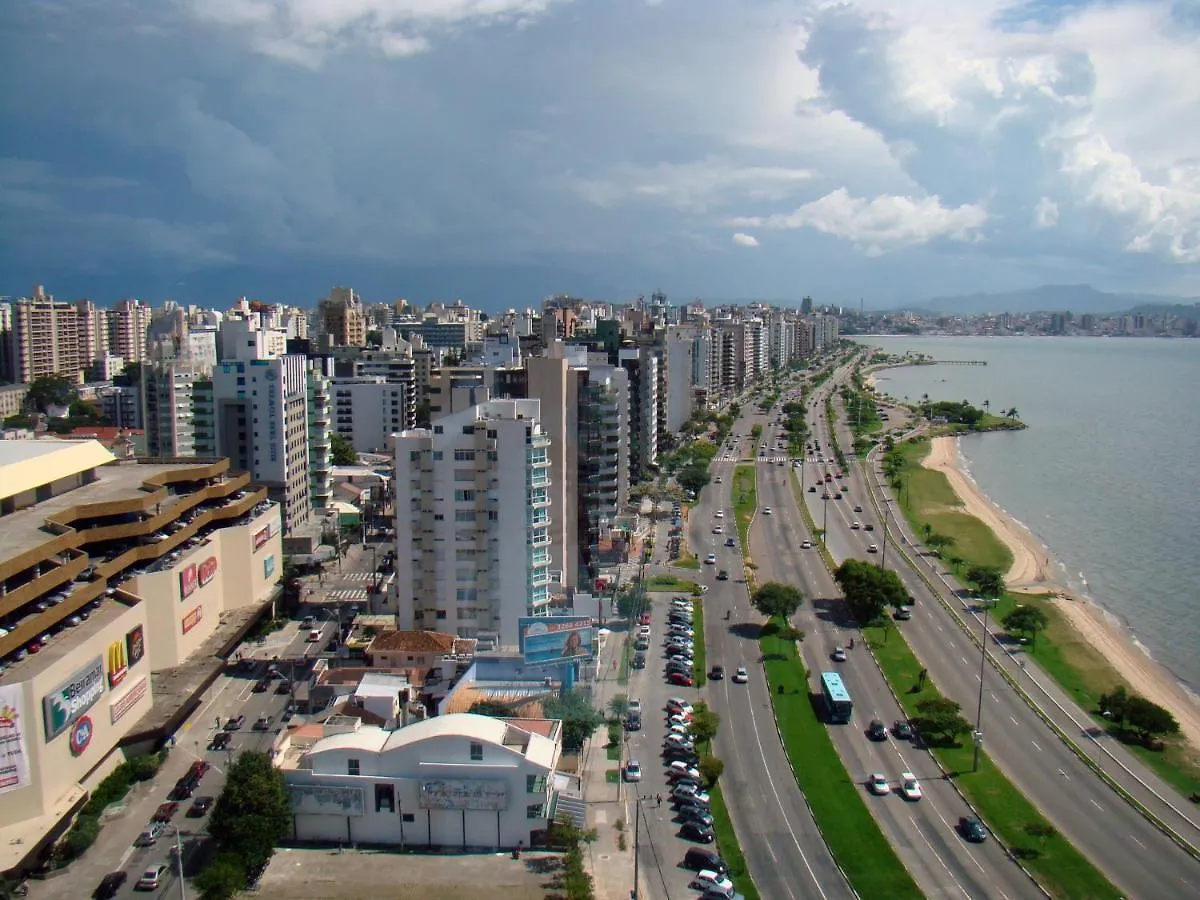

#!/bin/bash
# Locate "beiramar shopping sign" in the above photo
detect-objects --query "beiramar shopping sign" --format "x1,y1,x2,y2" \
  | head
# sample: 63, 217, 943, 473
43, 657, 105, 742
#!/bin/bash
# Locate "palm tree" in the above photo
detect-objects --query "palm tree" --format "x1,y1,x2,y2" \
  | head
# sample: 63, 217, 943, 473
1006, 406, 1020, 419
982, 399, 990, 414
921, 392, 930, 419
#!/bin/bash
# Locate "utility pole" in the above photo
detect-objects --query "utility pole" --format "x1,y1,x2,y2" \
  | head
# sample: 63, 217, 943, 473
880, 503, 890, 569
972, 600, 990, 773
173, 827, 186, 900
631, 796, 641, 900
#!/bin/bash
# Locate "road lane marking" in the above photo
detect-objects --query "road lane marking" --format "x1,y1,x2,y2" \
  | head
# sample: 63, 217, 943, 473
1089, 798, 1103, 811
907, 815, 973, 899
1030, 740, 1042, 752
1009, 716, 1019, 727
1130, 835, 1146, 849
961, 657, 969, 667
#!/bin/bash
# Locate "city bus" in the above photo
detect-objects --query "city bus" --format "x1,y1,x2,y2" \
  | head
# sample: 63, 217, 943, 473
820, 671, 853, 724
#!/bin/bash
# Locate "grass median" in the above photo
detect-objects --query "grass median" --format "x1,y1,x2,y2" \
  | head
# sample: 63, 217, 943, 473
863, 622, 1123, 900
692, 596, 707, 687
761, 620, 923, 900
708, 784, 760, 900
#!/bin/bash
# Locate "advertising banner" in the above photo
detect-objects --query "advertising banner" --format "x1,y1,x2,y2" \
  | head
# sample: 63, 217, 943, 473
419, 779, 508, 811
181, 606, 203, 635
518, 616, 594, 667
179, 563, 198, 601
110, 677, 148, 725
106, 638, 129, 688
263, 554, 276, 579
126, 625, 145, 668
42, 657, 105, 742
198, 556, 218, 587
253, 525, 272, 552
0, 685, 31, 795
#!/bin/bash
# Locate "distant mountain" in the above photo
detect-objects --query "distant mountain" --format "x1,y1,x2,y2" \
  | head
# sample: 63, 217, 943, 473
914, 284, 1200, 316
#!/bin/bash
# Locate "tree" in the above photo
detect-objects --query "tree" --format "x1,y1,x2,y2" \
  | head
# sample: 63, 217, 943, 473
677, 463, 710, 495
688, 702, 720, 752
26, 374, 76, 412
608, 694, 630, 720
329, 432, 358, 466
910, 697, 972, 746
1123, 695, 1180, 745
834, 559, 907, 623
195, 850, 250, 900
966, 566, 1006, 599
468, 699, 515, 717
1002, 605, 1049, 646
543, 690, 606, 752
207, 752, 291, 878
698, 756, 725, 788
749, 582, 805, 620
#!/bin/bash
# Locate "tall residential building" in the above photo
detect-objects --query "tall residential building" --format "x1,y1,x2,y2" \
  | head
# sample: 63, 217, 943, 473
142, 356, 213, 457
526, 352, 578, 589
212, 355, 312, 534
107, 298, 152, 365
618, 347, 659, 482
392, 399, 553, 648
8, 288, 89, 383
330, 377, 417, 453
319, 287, 367, 347
576, 363, 629, 585
663, 334, 694, 432
308, 366, 333, 513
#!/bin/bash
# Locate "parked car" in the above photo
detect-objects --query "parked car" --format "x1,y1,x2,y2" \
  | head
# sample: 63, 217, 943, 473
134, 823, 163, 847
187, 796, 214, 817
667, 672, 694, 687
623, 760, 642, 782
209, 731, 232, 751
136, 865, 170, 891
152, 802, 178, 823
683, 849, 728, 875
95, 871, 128, 900
254, 714, 273, 731
224, 715, 245, 731
679, 821, 716, 844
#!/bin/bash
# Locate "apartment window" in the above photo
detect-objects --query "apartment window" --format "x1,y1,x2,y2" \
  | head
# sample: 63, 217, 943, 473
455, 509, 475, 522
433, 425, 444, 434
402, 813, 415, 823
469, 742, 484, 761
454, 449, 475, 461
436, 610, 446, 619
375, 783, 395, 813
526, 804, 544, 819
462, 425, 474, 435
454, 490, 475, 502
433, 451, 444, 461
487, 429, 497, 439
410, 451, 420, 462
526, 774, 547, 794
453, 469, 473, 482
348, 759, 361, 776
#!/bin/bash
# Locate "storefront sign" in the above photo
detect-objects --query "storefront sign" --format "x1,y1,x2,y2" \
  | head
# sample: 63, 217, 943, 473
106, 638, 129, 688
263, 554, 276, 579
181, 606, 203, 635
0, 685, 31, 795
179, 563, 198, 601
43, 657, 105, 742
198, 556, 218, 587
110, 677, 148, 725
126, 625, 145, 668
69, 716, 94, 756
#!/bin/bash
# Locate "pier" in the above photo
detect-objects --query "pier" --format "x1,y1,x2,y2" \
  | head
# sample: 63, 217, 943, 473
927, 359, 988, 366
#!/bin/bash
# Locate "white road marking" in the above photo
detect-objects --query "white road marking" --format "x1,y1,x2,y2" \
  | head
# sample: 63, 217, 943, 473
1130, 836, 1146, 850
907, 815, 974, 899
1009, 716, 1020, 727
1031, 740, 1042, 752
961, 656, 969, 667
1089, 798, 1103, 811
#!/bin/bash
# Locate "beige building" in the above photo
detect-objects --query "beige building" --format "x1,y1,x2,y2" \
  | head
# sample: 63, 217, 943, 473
319, 287, 367, 348
365, 631, 477, 670
106, 299, 152, 366
7, 288, 90, 383
0, 440, 282, 874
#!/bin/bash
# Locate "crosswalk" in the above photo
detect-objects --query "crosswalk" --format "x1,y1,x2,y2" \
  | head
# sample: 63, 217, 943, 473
325, 588, 368, 601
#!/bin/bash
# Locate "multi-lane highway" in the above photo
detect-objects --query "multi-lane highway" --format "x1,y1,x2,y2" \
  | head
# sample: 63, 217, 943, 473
799, 368, 1200, 898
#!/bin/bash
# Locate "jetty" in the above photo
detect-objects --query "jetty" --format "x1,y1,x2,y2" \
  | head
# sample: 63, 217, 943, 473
918, 359, 988, 366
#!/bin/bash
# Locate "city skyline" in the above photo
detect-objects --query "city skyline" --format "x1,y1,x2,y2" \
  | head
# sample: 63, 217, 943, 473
1, 1, 1198, 306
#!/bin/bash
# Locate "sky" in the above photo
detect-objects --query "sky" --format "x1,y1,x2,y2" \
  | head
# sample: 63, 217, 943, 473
1, 0, 1198, 309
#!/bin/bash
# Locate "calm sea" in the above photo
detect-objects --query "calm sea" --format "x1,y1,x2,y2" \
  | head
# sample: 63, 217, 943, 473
853, 336, 1200, 693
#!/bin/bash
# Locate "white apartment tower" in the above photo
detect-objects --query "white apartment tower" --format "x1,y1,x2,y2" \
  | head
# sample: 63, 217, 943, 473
393, 399, 553, 648
108, 298, 152, 364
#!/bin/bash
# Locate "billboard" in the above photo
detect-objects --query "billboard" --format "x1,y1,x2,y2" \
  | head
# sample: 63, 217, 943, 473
42, 657, 105, 742
110, 676, 148, 725
126, 625, 146, 668
198, 556, 219, 587
253, 525, 272, 552
0, 684, 31, 795
179, 563, 198, 600
263, 554, 276, 579
181, 606, 203, 635
518, 616, 594, 667
419, 778, 508, 811
106, 638, 129, 688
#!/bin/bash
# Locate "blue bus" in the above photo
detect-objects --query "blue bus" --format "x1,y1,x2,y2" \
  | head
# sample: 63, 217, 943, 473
820, 671, 853, 724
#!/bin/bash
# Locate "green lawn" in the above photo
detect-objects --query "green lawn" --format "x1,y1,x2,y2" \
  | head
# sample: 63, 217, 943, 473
760, 622, 923, 900
862, 622, 1123, 900
644, 574, 701, 594
676, 552, 701, 570
732, 464, 757, 555
708, 784, 760, 900
692, 597, 707, 686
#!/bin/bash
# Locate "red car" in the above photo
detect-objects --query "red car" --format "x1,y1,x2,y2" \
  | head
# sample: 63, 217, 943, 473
639, 612, 652, 626
153, 802, 179, 823
667, 672, 694, 687
187, 760, 210, 779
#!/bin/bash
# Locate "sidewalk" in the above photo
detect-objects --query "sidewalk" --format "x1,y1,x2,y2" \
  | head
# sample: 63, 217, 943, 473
582, 624, 635, 900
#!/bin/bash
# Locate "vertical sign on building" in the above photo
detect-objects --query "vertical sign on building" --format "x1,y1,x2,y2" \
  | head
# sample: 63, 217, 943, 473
0, 685, 31, 794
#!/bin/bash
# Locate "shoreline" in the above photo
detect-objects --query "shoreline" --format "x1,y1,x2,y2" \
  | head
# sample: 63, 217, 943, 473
924, 435, 1200, 753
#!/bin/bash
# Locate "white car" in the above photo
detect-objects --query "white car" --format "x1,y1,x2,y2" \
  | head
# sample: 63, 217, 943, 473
732, 667, 749, 683
690, 871, 735, 895
832, 647, 847, 662
868, 773, 891, 796
666, 698, 692, 714
715, 476, 723, 483
712, 525, 723, 534
705, 553, 717, 565
639, 625, 652, 637
867, 544, 879, 553
763, 507, 772, 515
714, 510, 724, 518
899, 773, 922, 801
668, 761, 701, 779
800, 540, 813, 549
623, 760, 642, 782
850, 521, 861, 530
669, 723, 691, 737
628, 699, 643, 716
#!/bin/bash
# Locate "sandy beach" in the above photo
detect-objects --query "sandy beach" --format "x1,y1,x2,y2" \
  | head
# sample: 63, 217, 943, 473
924, 436, 1200, 752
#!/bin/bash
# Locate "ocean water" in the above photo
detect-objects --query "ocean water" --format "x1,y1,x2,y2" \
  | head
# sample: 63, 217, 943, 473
854, 336, 1200, 693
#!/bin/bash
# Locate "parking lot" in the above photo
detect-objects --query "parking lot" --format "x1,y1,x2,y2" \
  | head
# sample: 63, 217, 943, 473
254, 847, 560, 900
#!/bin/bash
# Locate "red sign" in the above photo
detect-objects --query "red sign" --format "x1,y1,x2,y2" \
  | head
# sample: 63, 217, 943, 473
181, 606, 203, 635
69, 716, 94, 756
198, 556, 218, 587
126, 625, 145, 668
253, 525, 271, 552
179, 564, 198, 601
110, 677, 148, 725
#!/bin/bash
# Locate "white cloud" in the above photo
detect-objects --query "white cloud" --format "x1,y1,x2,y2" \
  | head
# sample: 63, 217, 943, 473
731, 188, 987, 256
731, 232, 759, 248
566, 157, 815, 215
1034, 197, 1059, 229
184, 0, 571, 64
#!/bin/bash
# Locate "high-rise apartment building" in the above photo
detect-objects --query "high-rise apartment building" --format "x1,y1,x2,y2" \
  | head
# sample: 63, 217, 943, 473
319, 287, 367, 347
307, 366, 333, 513
142, 357, 213, 457
392, 399, 553, 648
107, 298, 152, 365
576, 363, 629, 585
212, 355, 312, 534
7, 288, 89, 383
526, 353, 578, 589
618, 347, 659, 482
330, 377, 417, 453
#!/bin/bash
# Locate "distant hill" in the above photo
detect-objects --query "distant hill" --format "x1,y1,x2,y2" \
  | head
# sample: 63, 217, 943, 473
914, 284, 1200, 316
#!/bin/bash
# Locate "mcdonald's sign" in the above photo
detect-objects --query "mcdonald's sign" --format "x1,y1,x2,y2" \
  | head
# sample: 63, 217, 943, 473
106, 639, 129, 688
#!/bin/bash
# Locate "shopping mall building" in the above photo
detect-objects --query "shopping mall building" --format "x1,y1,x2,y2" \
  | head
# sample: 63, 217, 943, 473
0, 439, 282, 873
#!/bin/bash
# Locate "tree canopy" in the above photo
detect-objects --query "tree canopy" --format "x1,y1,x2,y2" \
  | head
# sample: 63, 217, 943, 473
834, 559, 908, 624
677, 462, 711, 495
206, 752, 291, 894
1098, 686, 1180, 745
329, 432, 358, 466
910, 697, 972, 746
750, 581, 805, 620
966, 566, 1006, 599
26, 374, 76, 412
543, 689, 606, 752
1001, 605, 1050, 646
688, 701, 720, 751
468, 699, 516, 718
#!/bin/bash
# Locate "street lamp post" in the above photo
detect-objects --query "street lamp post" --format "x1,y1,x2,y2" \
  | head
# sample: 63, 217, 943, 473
631, 793, 641, 900
972, 599, 991, 773
821, 493, 829, 546
880, 502, 892, 569
173, 827, 187, 900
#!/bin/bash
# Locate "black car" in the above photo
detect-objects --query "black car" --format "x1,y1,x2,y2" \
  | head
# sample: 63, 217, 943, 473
680, 821, 715, 844
678, 808, 715, 829
169, 777, 197, 801
893, 720, 914, 740
209, 731, 232, 750
276, 680, 292, 694
187, 796, 214, 817
709, 665, 725, 680
624, 714, 642, 732
683, 848, 728, 875
95, 871, 128, 899
632, 653, 647, 670
867, 719, 889, 741
252, 678, 270, 693
959, 816, 988, 843
716, 570, 729, 581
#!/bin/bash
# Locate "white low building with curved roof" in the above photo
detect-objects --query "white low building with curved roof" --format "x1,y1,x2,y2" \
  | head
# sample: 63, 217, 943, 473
281, 712, 562, 850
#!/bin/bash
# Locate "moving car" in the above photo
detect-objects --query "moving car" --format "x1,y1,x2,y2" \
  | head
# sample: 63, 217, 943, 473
705, 554, 717, 565
732, 667, 749, 684
623, 760, 642, 782
850, 521, 861, 530
717, 570, 729, 580
762, 507, 772, 515
709, 665, 725, 680
899, 773, 923, 801
224, 715, 245, 731
893, 720, 914, 740
724, 537, 736, 547
868, 773, 891, 796
867, 544, 879, 553
188, 796, 215, 817
254, 714, 273, 731
712, 525, 723, 535
868, 719, 889, 741
800, 540, 812, 549
209, 732, 232, 751
136, 865, 170, 891
832, 647, 847, 662
95, 872, 128, 900
959, 816, 988, 843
